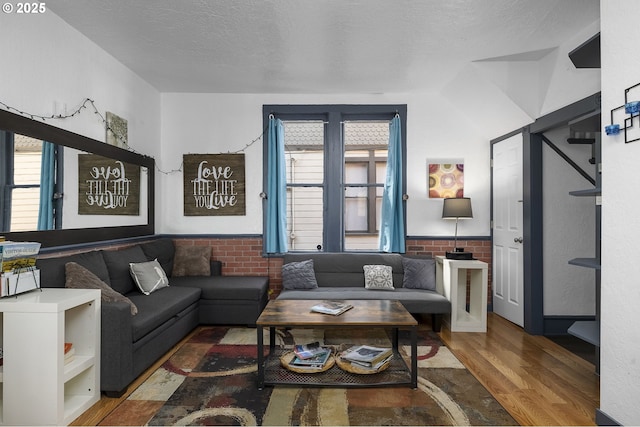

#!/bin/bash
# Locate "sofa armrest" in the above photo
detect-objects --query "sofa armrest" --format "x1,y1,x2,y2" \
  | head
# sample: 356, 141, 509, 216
100, 301, 134, 394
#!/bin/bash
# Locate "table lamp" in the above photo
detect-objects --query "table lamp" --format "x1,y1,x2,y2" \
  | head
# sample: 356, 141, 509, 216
442, 197, 473, 260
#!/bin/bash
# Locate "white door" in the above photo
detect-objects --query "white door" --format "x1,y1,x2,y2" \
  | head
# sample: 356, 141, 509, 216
492, 134, 524, 327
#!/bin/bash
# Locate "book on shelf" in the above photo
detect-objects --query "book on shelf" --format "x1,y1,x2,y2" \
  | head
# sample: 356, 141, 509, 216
64, 342, 75, 365
294, 341, 328, 359
310, 300, 354, 316
340, 345, 393, 367
349, 354, 393, 371
289, 349, 332, 368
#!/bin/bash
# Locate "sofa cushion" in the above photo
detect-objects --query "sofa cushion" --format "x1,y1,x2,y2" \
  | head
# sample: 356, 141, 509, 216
172, 246, 211, 277
282, 259, 318, 290
277, 288, 451, 313
37, 250, 110, 289
65, 262, 138, 315
129, 259, 170, 295
402, 257, 436, 290
126, 286, 201, 342
102, 245, 148, 295
171, 276, 269, 301
140, 238, 176, 277
363, 264, 395, 291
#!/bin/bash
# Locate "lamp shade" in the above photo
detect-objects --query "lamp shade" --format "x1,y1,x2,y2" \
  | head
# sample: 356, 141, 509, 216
442, 197, 473, 219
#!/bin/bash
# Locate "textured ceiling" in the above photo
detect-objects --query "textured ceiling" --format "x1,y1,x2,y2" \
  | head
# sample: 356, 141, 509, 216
47, 0, 600, 93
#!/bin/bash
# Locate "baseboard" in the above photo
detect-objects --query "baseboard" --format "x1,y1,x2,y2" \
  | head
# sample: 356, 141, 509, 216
596, 408, 621, 426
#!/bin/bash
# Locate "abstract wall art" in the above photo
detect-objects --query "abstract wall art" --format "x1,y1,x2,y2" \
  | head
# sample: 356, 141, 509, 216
428, 160, 464, 198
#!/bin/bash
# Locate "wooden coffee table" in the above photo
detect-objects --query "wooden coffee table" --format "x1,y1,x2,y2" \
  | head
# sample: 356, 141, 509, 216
256, 299, 418, 389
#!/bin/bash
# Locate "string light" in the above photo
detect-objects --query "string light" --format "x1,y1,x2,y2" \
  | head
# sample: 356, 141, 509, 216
0, 97, 268, 175
0, 98, 128, 147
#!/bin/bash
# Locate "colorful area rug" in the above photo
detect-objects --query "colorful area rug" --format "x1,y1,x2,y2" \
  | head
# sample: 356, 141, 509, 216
100, 327, 517, 426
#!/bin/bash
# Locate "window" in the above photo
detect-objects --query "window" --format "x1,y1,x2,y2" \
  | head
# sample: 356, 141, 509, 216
264, 105, 406, 252
0, 131, 61, 231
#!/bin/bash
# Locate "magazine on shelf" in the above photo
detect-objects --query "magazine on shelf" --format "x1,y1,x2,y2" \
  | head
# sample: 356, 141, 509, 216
294, 341, 328, 359
0, 241, 41, 273
289, 349, 332, 368
310, 300, 354, 316
340, 345, 393, 366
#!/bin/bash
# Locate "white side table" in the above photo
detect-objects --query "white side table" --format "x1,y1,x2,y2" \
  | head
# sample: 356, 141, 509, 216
436, 256, 488, 332
0, 288, 100, 426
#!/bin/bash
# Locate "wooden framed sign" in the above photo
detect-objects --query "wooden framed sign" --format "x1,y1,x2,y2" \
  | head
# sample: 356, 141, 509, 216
78, 154, 140, 215
183, 153, 246, 216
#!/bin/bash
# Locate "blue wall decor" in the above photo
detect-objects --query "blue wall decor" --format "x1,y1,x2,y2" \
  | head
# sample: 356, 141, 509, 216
606, 82, 640, 143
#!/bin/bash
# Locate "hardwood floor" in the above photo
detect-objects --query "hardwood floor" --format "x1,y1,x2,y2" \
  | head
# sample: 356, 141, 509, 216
72, 312, 599, 426
439, 313, 600, 426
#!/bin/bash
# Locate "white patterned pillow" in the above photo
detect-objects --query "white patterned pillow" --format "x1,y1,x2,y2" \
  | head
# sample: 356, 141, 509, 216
363, 264, 395, 291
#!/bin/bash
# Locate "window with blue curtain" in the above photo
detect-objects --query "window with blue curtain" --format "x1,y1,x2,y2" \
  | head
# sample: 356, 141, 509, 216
0, 133, 60, 232
262, 105, 407, 253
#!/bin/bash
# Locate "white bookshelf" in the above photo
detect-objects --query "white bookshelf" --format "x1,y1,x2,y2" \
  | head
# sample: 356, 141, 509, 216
0, 288, 100, 426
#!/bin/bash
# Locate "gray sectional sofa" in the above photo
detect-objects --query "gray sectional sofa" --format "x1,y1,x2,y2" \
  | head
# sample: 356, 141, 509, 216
36, 238, 269, 397
277, 252, 451, 331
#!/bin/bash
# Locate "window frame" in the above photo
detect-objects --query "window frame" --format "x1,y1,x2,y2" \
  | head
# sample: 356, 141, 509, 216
343, 152, 387, 235
263, 104, 407, 253
0, 131, 64, 231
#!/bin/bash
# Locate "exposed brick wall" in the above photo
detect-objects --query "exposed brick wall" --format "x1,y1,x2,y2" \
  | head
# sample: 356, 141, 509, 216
171, 237, 283, 299
172, 237, 492, 303
405, 238, 493, 306
37, 236, 492, 304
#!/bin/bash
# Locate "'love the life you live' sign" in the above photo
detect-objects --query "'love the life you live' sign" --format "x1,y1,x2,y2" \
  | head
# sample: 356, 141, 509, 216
183, 153, 246, 216
78, 154, 140, 215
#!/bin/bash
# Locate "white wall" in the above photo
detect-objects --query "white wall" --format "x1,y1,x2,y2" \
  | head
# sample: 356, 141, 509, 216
159, 92, 494, 237
600, 1, 640, 424
0, 11, 160, 229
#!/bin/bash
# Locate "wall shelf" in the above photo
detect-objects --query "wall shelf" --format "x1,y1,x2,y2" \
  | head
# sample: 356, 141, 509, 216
567, 135, 601, 372
568, 257, 601, 270
568, 320, 600, 346
569, 188, 601, 197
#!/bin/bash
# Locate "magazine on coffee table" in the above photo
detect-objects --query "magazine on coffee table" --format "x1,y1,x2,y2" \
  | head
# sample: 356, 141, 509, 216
289, 349, 332, 368
294, 341, 328, 359
340, 345, 393, 366
310, 300, 354, 316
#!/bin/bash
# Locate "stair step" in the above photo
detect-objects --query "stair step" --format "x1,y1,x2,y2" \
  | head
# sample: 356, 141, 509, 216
567, 138, 596, 144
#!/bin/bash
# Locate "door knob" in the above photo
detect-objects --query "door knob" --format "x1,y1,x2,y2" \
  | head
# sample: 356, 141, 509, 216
514, 237, 523, 243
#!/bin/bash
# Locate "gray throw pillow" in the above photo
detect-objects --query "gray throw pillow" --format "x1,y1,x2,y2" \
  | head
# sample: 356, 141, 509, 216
282, 259, 318, 290
402, 257, 436, 290
65, 262, 138, 315
363, 264, 395, 290
129, 259, 170, 295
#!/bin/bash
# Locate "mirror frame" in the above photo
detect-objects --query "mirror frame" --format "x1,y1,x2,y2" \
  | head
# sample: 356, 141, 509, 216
0, 108, 155, 248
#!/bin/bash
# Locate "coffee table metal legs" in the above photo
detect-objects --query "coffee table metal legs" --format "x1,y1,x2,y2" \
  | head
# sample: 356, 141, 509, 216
257, 325, 264, 390
411, 325, 417, 389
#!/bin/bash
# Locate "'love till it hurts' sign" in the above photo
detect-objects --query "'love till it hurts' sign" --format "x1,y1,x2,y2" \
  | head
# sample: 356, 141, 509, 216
78, 154, 140, 215
183, 154, 246, 216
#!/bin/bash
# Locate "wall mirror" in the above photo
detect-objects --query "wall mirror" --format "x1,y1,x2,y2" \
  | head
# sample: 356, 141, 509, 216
0, 108, 155, 248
